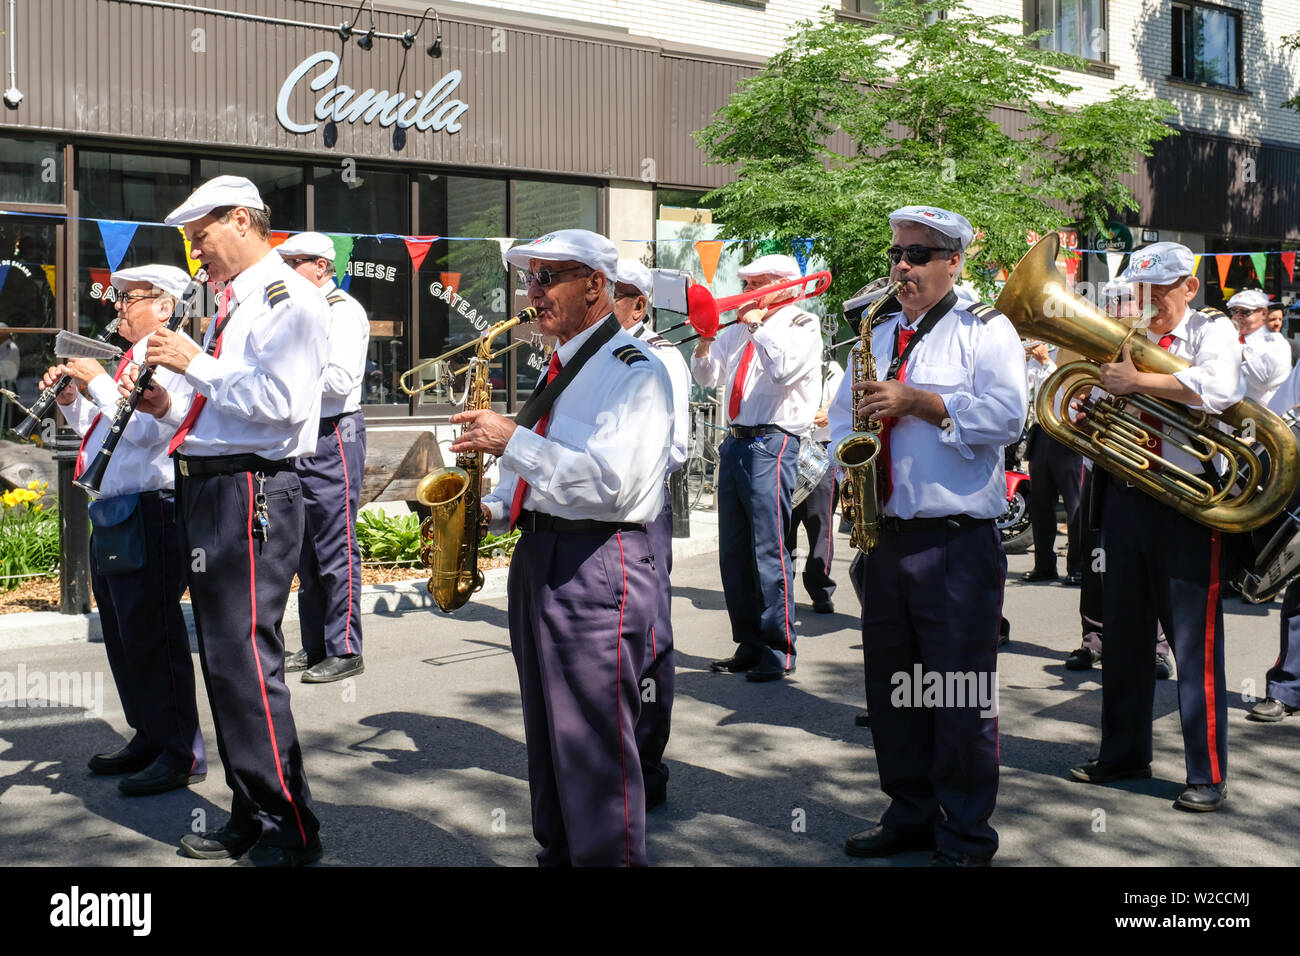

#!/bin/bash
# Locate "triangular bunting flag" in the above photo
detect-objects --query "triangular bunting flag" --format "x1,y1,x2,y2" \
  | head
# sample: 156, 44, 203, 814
96, 219, 138, 273
439, 272, 461, 296
41, 265, 57, 295
89, 267, 112, 301
791, 238, 813, 275
341, 274, 353, 294
695, 240, 724, 286
0, 264, 9, 298
494, 238, 517, 269
1215, 254, 1233, 289
1283, 252, 1296, 281
329, 235, 355, 284
757, 239, 781, 256
404, 235, 440, 272
269, 232, 290, 249
1106, 252, 1125, 280
177, 227, 202, 276
1249, 252, 1268, 283
1192, 255, 1202, 278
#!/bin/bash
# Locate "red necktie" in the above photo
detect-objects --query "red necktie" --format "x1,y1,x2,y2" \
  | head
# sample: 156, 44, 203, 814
727, 342, 756, 423
877, 327, 915, 505
73, 353, 134, 480
1239, 334, 1246, 344
1139, 333, 1176, 460
509, 352, 563, 529
168, 287, 231, 455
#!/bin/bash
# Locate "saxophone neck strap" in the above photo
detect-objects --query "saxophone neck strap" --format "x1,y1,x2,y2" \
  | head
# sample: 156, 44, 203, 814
886, 289, 957, 381
514, 314, 620, 431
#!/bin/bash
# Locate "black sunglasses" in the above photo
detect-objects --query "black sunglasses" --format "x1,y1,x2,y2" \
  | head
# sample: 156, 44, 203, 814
887, 244, 957, 266
519, 265, 591, 288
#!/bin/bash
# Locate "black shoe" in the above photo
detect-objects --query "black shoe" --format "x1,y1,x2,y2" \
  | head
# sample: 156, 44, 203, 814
746, 661, 794, 682
1069, 759, 1152, 784
1064, 647, 1100, 670
1020, 569, 1059, 583
301, 654, 365, 684
998, 618, 1011, 648
1175, 782, 1226, 812
87, 746, 155, 776
844, 824, 934, 858
645, 783, 667, 812
1246, 697, 1300, 722
285, 648, 322, 673
1065, 571, 1083, 586
931, 850, 992, 867
118, 760, 205, 797
179, 825, 260, 860
812, 601, 835, 614
709, 652, 760, 673
854, 712, 871, 727
1155, 652, 1173, 680
240, 836, 324, 867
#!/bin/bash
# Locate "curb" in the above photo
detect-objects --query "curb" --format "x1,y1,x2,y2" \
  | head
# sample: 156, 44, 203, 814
0, 514, 719, 651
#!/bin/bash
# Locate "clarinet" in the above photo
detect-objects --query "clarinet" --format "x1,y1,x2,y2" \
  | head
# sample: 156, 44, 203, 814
74, 269, 207, 496
4, 317, 124, 441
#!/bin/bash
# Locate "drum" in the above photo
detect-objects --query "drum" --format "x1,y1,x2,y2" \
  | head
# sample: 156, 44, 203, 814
791, 437, 830, 508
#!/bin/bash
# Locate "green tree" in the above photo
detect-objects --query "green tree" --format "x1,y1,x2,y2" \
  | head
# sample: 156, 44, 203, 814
1284, 31, 1300, 113
695, 0, 1177, 310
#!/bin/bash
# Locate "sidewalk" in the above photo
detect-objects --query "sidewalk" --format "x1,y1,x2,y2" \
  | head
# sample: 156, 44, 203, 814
0, 509, 719, 650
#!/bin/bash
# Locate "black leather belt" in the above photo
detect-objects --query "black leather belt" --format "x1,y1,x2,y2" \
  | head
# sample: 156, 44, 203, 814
880, 514, 989, 534
175, 454, 295, 478
729, 424, 787, 439
516, 510, 644, 535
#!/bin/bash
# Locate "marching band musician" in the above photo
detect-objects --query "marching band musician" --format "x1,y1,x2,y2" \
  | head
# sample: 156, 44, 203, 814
829, 205, 1026, 866
691, 254, 822, 682
450, 230, 672, 866
44, 265, 207, 796
789, 355, 844, 613
1227, 289, 1291, 406
1067, 241, 1242, 813
1022, 341, 1083, 586
613, 257, 690, 811
128, 176, 330, 865
277, 232, 370, 684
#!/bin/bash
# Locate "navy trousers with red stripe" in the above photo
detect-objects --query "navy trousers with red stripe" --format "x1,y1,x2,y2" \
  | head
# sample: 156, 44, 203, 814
1266, 580, 1300, 709
178, 466, 319, 848
859, 519, 1004, 861
508, 526, 655, 866
296, 411, 366, 659
90, 493, 206, 775
638, 483, 675, 801
717, 432, 799, 669
1098, 482, 1228, 785
789, 461, 837, 605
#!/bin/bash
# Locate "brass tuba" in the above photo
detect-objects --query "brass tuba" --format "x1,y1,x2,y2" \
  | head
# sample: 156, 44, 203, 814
415, 307, 538, 611
832, 279, 904, 553
997, 234, 1299, 533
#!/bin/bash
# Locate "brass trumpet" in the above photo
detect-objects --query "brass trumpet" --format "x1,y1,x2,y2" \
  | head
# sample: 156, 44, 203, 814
399, 332, 537, 396
997, 235, 1299, 533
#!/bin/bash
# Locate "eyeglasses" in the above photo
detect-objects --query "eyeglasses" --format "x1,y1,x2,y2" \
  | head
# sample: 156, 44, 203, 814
1229, 307, 1262, 317
117, 292, 161, 305
518, 265, 590, 288
282, 257, 317, 268
887, 245, 957, 266
614, 290, 641, 301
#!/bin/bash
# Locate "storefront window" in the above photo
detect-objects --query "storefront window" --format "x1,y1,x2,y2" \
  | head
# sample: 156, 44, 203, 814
0, 217, 59, 430
76, 152, 192, 336
199, 160, 306, 231
0, 135, 63, 206
315, 166, 410, 406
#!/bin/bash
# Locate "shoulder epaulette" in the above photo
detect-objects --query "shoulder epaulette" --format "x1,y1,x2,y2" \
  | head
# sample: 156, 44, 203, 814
790, 314, 815, 328
612, 343, 649, 366
968, 303, 1001, 323
1201, 307, 1228, 321
265, 280, 290, 307
326, 292, 347, 305
646, 334, 672, 349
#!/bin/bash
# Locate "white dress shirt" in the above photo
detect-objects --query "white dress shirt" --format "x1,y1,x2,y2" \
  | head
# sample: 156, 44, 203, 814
690, 303, 822, 434
631, 321, 690, 473
1239, 325, 1292, 407
483, 317, 673, 532
161, 252, 329, 460
1267, 354, 1300, 417
64, 331, 196, 498
1026, 349, 1057, 401
319, 280, 370, 416
829, 301, 1028, 520
812, 360, 844, 443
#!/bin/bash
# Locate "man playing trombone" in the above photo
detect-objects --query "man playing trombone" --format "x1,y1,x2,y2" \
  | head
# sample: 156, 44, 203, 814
1068, 242, 1242, 812
41, 265, 207, 797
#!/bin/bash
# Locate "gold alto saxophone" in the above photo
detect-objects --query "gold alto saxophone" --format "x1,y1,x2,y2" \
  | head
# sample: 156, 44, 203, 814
415, 307, 537, 612
832, 280, 905, 554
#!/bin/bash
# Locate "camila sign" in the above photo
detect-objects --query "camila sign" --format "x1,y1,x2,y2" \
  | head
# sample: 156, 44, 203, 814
276, 51, 469, 138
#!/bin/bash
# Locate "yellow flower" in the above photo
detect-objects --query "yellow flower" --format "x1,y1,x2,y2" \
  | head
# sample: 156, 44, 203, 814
2, 491, 18, 508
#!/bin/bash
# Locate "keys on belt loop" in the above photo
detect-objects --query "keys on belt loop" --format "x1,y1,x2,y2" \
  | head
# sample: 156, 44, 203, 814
252, 471, 271, 542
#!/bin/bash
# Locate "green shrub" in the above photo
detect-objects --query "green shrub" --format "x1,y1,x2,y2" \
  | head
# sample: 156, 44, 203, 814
0, 481, 60, 589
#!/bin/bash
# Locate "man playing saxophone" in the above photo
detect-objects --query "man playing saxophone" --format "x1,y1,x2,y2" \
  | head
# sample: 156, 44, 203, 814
448, 230, 672, 866
1068, 242, 1242, 813
829, 205, 1025, 866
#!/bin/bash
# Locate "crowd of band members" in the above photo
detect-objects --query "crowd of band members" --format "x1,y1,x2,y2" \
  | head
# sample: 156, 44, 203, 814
44, 177, 1300, 866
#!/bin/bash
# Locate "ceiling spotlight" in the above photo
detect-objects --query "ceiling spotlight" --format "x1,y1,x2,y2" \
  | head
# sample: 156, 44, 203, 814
357, 27, 375, 50
337, 22, 353, 41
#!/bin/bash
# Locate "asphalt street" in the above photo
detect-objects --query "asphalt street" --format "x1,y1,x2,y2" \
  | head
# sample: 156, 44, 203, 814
2, 530, 1298, 868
